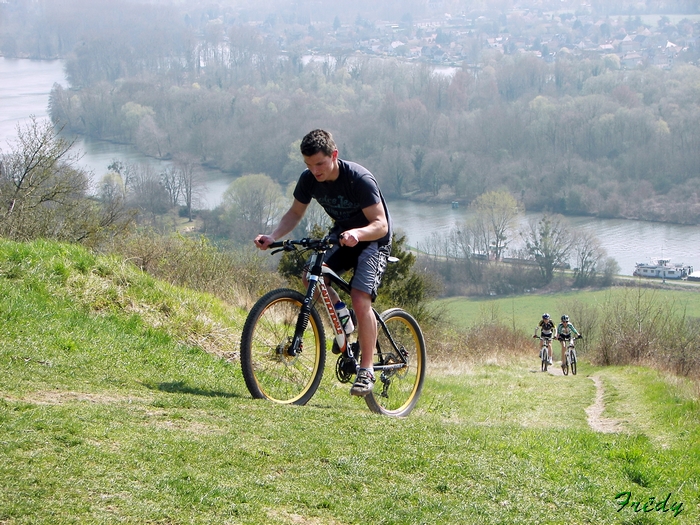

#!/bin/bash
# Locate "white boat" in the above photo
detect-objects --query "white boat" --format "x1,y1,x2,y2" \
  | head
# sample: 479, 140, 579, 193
633, 258, 693, 280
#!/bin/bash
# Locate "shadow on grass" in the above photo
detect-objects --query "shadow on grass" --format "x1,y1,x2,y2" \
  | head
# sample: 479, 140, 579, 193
142, 381, 244, 399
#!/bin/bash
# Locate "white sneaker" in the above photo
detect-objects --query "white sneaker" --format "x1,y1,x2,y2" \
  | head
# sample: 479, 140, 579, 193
350, 369, 375, 397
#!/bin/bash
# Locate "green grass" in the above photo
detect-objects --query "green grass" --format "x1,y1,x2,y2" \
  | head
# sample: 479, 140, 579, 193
438, 287, 700, 333
1, 239, 699, 524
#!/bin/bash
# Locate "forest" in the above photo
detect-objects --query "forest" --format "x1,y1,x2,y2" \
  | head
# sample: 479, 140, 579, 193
2, 0, 700, 226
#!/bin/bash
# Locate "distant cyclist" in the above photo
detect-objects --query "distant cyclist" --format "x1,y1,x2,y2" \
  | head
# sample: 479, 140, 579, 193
557, 315, 582, 368
534, 313, 556, 366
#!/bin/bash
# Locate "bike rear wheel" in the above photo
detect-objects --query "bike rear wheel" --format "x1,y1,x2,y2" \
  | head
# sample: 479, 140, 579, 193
562, 352, 569, 376
364, 308, 426, 417
240, 288, 326, 405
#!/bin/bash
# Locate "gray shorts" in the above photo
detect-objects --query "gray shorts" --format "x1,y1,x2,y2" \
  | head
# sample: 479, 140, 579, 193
324, 241, 391, 300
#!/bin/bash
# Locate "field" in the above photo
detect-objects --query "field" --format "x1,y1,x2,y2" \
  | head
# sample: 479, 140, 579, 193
438, 286, 700, 334
0, 240, 698, 524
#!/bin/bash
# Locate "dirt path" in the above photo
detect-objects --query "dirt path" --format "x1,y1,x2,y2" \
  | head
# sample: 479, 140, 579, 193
547, 363, 564, 376
585, 375, 623, 433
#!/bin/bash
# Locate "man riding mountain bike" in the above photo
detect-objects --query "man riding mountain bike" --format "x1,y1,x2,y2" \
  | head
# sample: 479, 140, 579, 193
254, 129, 392, 398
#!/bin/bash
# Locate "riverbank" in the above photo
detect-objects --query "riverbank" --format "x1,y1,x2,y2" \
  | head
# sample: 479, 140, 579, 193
400, 188, 700, 227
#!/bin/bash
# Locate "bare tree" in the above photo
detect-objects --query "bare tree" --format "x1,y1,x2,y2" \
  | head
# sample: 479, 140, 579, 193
160, 165, 183, 208
107, 160, 138, 190
470, 190, 521, 261
125, 164, 170, 223
174, 154, 206, 222
97, 171, 135, 241
449, 222, 475, 260
377, 145, 415, 197
0, 117, 132, 244
523, 214, 573, 283
1, 117, 82, 226
572, 230, 606, 286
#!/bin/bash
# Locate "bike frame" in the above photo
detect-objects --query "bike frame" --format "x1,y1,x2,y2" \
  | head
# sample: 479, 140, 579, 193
279, 238, 407, 374
303, 250, 348, 352
539, 337, 552, 353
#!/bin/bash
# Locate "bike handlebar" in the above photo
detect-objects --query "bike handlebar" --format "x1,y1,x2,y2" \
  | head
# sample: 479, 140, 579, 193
268, 235, 338, 255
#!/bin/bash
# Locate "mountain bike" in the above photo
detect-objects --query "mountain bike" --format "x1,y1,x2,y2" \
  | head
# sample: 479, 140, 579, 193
535, 336, 551, 372
240, 236, 427, 417
561, 335, 582, 376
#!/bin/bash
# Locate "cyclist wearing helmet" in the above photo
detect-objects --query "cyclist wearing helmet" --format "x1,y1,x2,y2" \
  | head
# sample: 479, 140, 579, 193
557, 315, 582, 368
534, 313, 557, 365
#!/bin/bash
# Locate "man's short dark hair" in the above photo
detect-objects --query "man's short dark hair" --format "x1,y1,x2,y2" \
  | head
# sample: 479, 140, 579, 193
300, 129, 337, 157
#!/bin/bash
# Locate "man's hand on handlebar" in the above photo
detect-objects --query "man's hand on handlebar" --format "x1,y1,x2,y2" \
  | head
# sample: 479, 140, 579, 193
339, 230, 360, 247
254, 234, 275, 250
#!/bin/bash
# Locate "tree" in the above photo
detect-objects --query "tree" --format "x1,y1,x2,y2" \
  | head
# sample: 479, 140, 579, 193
470, 190, 521, 261
0, 116, 132, 244
0, 117, 82, 231
125, 164, 170, 223
99, 171, 126, 207
377, 233, 429, 312
377, 145, 414, 197
572, 230, 606, 286
96, 171, 136, 243
174, 154, 206, 222
160, 165, 183, 208
221, 173, 284, 243
523, 214, 573, 284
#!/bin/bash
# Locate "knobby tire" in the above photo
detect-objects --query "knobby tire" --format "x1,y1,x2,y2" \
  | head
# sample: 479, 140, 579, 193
541, 344, 548, 372
240, 288, 326, 405
364, 308, 426, 417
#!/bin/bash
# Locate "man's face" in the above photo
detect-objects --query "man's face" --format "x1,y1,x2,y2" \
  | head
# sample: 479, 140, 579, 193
303, 150, 337, 182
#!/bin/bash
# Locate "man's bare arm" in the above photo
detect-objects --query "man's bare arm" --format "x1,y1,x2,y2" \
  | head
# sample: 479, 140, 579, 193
254, 199, 308, 249
339, 202, 388, 247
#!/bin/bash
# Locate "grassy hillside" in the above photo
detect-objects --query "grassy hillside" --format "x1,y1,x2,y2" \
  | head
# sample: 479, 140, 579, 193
1, 239, 698, 524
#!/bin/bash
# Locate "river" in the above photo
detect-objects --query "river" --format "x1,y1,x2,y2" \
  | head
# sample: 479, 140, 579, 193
0, 57, 232, 210
1, 57, 699, 276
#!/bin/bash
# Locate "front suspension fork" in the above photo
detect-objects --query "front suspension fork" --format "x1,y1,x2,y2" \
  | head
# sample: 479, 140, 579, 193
288, 281, 318, 356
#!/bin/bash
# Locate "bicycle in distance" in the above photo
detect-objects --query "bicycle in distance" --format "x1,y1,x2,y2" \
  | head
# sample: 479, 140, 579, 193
239, 235, 427, 417
561, 335, 582, 376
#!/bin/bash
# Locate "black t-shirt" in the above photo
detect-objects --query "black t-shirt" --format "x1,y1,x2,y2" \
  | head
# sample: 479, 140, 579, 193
293, 159, 392, 244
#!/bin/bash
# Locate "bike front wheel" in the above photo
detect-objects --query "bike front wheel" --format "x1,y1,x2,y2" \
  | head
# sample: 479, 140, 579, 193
364, 308, 427, 417
570, 348, 577, 375
541, 346, 548, 372
240, 288, 326, 405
